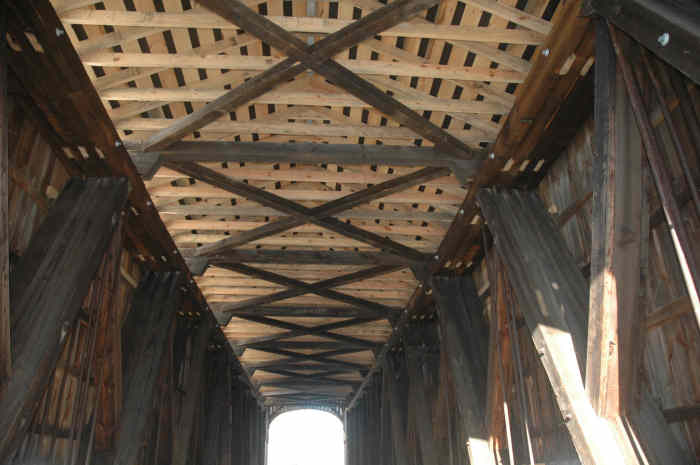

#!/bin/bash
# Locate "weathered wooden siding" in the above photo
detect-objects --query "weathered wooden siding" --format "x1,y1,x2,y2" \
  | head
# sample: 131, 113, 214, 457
534, 67, 700, 458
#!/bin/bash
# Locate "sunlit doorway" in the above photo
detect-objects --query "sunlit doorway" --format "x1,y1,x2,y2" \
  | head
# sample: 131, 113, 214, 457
267, 409, 345, 465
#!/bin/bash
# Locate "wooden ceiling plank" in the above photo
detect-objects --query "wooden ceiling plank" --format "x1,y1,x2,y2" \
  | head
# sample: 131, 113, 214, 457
193, 249, 424, 267
61, 10, 545, 43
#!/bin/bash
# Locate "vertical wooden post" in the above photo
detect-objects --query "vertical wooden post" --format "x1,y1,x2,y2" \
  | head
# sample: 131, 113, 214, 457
201, 349, 231, 465
478, 188, 625, 465
0, 178, 128, 463
405, 321, 440, 465
113, 271, 183, 465
172, 315, 213, 465
385, 351, 409, 465
586, 18, 644, 418
432, 274, 496, 465
0, 2, 10, 386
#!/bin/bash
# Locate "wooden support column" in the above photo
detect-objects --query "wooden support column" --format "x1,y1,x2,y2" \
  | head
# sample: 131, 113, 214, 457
586, 18, 644, 418
405, 321, 440, 465
200, 348, 233, 465
0, 4, 10, 386
432, 274, 495, 465
477, 188, 624, 465
380, 362, 394, 465
173, 316, 214, 465
113, 272, 183, 465
0, 177, 128, 463
384, 351, 410, 465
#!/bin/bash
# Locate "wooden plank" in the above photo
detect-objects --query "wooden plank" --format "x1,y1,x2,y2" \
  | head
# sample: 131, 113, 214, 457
645, 296, 693, 329
138, 141, 481, 168
253, 347, 369, 371
432, 275, 494, 465
193, 166, 449, 256
591, 0, 700, 84
227, 305, 386, 318
166, 161, 429, 262
92, 56, 522, 82
0, 177, 128, 463
61, 11, 545, 43
609, 25, 700, 329
477, 188, 626, 465
141, 0, 438, 150
0, 11, 9, 385
201, 350, 232, 465
113, 272, 183, 465
405, 321, 441, 465
586, 19, 643, 418
172, 318, 213, 465
662, 403, 700, 423
200, 250, 426, 267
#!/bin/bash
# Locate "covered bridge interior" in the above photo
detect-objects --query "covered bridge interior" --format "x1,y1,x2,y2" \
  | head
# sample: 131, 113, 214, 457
0, 0, 699, 464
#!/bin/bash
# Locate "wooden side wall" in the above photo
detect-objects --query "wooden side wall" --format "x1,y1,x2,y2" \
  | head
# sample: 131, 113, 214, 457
2, 82, 266, 465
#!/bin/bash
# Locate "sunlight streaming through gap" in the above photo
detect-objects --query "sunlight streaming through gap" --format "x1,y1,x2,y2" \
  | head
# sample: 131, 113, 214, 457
267, 409, 345, 465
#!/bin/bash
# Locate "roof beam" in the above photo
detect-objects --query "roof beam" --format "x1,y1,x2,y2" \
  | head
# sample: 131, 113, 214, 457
166, 161, 429, 262
226, 305, 387, 319
139, 0, 439, 150
188, 250, 427, 268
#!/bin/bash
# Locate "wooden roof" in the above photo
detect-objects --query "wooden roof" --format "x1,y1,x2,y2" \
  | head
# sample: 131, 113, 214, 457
51, 0, 574, 404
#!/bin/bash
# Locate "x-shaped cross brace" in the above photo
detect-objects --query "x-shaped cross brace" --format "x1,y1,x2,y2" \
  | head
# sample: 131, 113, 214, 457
141, 0, 479, 161
218, 263, 400, 317
167, 161, 437, 262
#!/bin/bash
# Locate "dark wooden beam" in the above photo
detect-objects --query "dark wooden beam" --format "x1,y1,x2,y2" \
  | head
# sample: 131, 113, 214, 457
219, 263, 399, 316
172, 318, 213, 465
0, 178, 127, 462
166, 161, 428, 262
432, 275, 494, 465
405, 321, 440, 465
247, 360, 363, 374
132, 141, 480, 169
0, 9, 10, 385
142, 0, 437, 150
192, 165, 449, 256
586, 19, 644, 419
226, 305, 387, 319
591, 0, 700, 84
201, 249, 425, 267
260, 378, 359, 387
113, 272, 183, 465
201, 350, 233, 465
385, 351, 410, 465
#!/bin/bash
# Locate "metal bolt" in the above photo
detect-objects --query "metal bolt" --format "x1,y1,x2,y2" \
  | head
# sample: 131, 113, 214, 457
146, 200, 152, 207
434, 254, 439, 260
459, 208, 465, 215
657, 32, 670, 47
55, 28, 65, 37
563, 413, 572, 423
542, 48, 550, 56
115, 140, 122, 147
